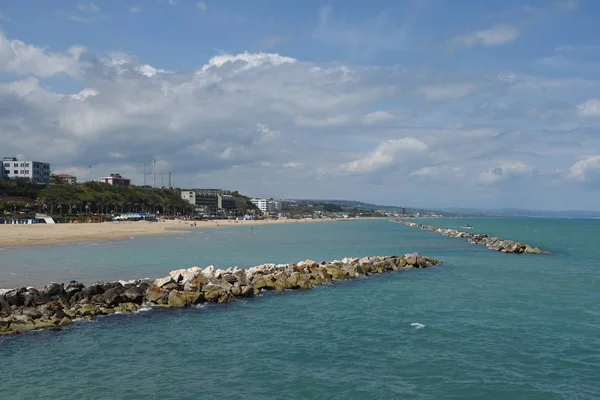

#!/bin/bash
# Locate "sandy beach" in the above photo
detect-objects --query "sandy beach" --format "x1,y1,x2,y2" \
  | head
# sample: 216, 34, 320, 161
0, 218, 371, 248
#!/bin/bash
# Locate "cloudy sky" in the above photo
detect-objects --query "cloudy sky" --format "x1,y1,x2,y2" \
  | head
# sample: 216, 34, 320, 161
1, 0, 599, 210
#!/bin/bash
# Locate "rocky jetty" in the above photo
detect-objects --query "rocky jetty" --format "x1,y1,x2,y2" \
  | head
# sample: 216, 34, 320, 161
397, 221, 549, 254
0, 253, 440, 336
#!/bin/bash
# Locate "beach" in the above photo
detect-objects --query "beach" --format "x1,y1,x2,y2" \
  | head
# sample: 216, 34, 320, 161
0, 218, 368, 247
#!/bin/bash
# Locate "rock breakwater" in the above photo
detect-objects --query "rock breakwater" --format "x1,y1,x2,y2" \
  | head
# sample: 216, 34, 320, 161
0, 253, 440, 336
397, 221, 549, 254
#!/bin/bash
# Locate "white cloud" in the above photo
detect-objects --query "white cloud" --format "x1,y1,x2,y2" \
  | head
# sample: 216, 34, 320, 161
254, 124, 280, 143
452, 25, 520, 47
417, 83, 477, 101
296, 115, 350, 127
130, 6, 141, 13
76, 2, 101, 13
201, 51, 296, 72
70, 2, 105, 22
577, 98, 600, 118
362, 109, 412, 125
0, 31, 84, 77
478, 161, 534, 185
335, 138, 428, 176
283, 162, 303, 168
2, 29, 600, 209
567, 155, 600, 181
196, 1, 207, 11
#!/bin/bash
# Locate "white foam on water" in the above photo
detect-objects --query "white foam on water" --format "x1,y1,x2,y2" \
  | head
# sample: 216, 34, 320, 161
411, 322, 425, 329
193, 303, 207, 310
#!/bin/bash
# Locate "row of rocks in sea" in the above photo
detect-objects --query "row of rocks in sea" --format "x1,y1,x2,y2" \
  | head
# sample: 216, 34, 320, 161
397, 221, 549, 254
0, 253, 440, 336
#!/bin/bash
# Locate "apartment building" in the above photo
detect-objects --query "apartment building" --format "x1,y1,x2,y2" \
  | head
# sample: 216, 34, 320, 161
251, 198, 282, 214
181, 189, 236, 214
2, 157, 51, 183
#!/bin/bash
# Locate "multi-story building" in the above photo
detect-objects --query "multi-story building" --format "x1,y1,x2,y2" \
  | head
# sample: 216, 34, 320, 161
55, 173, 78, 185
2, 157, 51, 183
251, 198, 282, 214
181, 189, 236, 215
99, 173, 131, 186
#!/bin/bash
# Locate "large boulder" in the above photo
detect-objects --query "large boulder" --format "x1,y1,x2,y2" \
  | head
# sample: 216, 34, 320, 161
404, 253, 419, 266
65, 281, 84, 297
100, 286, 125, 306
145, 285, 169, 304
202, 283, 233, 303
167, 291, 201, 307
122, 286, 145, 304
155, 276, 174, 288
43, 283, 64, 297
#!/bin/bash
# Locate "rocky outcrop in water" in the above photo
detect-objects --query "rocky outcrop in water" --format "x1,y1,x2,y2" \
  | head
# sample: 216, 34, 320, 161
0, 253, 440, 336
397, 221, 549, 254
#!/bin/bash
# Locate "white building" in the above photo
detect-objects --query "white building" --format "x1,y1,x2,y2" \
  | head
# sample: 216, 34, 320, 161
251, 198, 282, 214
2, 157, 51, 183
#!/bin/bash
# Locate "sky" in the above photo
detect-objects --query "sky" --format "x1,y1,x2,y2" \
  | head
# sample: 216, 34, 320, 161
1, 0, 600, 210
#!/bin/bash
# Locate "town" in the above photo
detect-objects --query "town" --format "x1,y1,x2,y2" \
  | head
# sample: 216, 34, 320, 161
1, 156, 439, 224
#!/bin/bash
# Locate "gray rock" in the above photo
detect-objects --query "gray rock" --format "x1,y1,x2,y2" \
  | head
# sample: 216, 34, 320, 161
43, 283, 64, 297
122, 286, 145, 304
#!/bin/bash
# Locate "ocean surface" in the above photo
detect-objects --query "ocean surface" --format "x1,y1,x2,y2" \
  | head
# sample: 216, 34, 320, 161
1, 218, 599, 399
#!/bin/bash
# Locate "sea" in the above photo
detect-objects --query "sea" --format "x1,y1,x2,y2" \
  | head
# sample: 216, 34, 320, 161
1, 218, 599, 399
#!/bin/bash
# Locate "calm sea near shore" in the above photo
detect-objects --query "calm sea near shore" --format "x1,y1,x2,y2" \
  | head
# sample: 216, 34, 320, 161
1, 219, 599, 399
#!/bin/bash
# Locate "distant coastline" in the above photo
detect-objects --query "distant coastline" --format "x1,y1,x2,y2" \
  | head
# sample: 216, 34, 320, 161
0, 217, 382, 248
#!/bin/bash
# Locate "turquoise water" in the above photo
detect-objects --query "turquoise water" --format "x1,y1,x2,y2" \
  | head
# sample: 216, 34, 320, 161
1, 219, 599, 399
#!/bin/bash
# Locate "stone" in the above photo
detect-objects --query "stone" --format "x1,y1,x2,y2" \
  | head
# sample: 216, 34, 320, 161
0, 318, 11, 332
4, 290, 22, 307
181, 267, 202, 282
122, 286, 145, 304
145, 285, 169, 304
21, 307, 42, 319
65, 281, 84, 297
183, 281, 199, 292
100, 287, 125, 306
114, 302, 141, 313
404, 253, 419, 266
240, 285, 254, 297
155, 276, 174, 288
169, 269, 187, 282
168, 291, 201, 307
34, 318, 58, 330
43, 283, 64, 297
77, 304, 100, 317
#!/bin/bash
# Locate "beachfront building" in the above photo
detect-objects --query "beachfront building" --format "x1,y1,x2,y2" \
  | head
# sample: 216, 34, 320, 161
181, 189, 236, 215
55, 173, 78, 185
251, 198, 282, 214
2, 156, 51, 184
0, 162, 6, 180
99, 173, 131, 186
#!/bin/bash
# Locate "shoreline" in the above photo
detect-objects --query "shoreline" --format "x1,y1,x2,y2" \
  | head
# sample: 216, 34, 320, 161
0, 217, 381, 248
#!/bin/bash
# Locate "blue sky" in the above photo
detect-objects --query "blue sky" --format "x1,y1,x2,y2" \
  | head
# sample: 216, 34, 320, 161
1, 0, 600, 210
